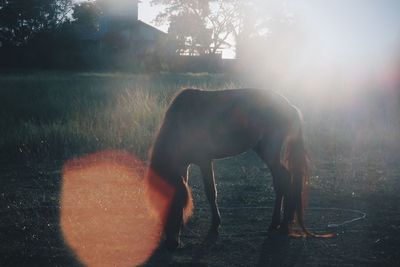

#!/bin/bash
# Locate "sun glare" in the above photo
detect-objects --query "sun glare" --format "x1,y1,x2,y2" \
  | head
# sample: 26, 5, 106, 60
60, 151, 167, 267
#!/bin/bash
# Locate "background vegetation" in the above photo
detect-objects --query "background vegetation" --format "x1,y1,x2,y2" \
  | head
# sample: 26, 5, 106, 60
1, 72, 399, 197
0, 72, 238, 160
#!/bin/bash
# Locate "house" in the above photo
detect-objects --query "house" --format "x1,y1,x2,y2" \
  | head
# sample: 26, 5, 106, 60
73, 0, 228, 71
77, 0, 174, 59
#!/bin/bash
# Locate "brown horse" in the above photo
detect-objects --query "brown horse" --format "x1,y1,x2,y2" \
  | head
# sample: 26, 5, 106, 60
146, 88, 314, 251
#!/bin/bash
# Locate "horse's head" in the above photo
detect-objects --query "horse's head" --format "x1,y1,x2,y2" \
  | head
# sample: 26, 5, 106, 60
144, 168, 176, 224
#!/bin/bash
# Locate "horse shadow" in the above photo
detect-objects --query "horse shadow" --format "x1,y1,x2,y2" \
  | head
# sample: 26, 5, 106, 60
260, 229, 315, 267
257, 231, 291, 267
144, 231, 302, 267
144, 232, 217, 267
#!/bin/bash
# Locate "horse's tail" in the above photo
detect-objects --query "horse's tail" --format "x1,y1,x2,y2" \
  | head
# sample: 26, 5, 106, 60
285, 107, 334, 238
284, 107, 311, 235
144, 167, 193, 225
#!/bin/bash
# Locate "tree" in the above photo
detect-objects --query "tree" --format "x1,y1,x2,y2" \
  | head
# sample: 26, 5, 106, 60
152, 0, 209, 55
206, 0, 247, 54
152, 0, 297, 59
71, 1, 101, 31
151, 0, 210, 25
152, 0, 244, 56
168, 12, 211, 55
0, 0, 73, 47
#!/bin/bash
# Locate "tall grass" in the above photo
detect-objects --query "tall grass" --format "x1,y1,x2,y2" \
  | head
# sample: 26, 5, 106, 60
1, 71, 399, 195
0, 72, 240, 162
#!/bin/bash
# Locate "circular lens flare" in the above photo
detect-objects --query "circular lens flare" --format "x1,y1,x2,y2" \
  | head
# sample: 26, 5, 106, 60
60, 150, 168, 267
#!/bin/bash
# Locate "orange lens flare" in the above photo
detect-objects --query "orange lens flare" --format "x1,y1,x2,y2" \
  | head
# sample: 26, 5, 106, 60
60, 150, 171, 267
144, 168, 176, 224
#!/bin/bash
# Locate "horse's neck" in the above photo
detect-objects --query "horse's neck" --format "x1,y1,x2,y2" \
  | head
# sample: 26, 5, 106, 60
151, 125, 182, 167
149, 149, 181, 183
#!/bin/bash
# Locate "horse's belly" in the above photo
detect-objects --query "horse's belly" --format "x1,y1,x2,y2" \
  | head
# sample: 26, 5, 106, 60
187, 127, 261, 161
212, 133, 259, 159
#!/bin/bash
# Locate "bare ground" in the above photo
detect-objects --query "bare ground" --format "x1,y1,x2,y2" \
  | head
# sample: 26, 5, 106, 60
0, 152, 399, 267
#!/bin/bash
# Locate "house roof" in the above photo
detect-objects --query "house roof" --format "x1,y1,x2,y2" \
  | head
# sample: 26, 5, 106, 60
134, 20, 167, 41
78, 19, 167, 42
137, 20, 166, 35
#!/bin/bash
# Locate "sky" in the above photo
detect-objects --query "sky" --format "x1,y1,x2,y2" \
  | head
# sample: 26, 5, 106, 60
139, 0, 400, 61
75, 0, 400, 64
138, 0, 164, 29
294, 0, 400, 67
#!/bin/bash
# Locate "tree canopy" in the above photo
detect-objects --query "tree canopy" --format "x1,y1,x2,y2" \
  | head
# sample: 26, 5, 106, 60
152, 0, 275, 56
71, 1, 102, 31
0, 0, 73, 46
152, 0, 244, 56
151, 0, 295, 58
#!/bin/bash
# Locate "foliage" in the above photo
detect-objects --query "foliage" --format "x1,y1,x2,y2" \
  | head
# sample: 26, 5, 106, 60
0, 0, 73, 46
1, 71, 398, 163
151, 0, 211, 25
152, 0, 245, 56
0, 72, 239, 161
152, 0, 301, 59
168, 12, 211, 55
71, 0, 102, 31
0, 1, 171, 71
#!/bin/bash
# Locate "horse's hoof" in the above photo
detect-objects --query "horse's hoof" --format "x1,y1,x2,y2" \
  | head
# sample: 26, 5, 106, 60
268, 224, 279, 232
203, 228, 219, 245
208, 227, 219, 237
277, 224, 290, 235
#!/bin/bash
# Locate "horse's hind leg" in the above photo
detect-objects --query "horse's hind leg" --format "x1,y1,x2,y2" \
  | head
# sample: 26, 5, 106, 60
199, 160, 221, 235
266, 165, 290, 231
255, 134, 291, 232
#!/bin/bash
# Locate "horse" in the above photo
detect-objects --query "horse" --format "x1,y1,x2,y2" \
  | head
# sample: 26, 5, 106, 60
145, 88, 315, 251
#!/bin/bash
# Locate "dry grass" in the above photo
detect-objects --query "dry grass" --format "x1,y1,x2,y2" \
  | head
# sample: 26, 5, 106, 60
1, 71, 399, 195
0, 72, 239, 161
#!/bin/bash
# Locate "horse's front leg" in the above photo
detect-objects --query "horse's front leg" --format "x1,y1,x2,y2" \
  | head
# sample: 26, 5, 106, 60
164, 193, 184, 251
164, 165, 192, 251
199, 160, 221, 235
270, 191, 283, 231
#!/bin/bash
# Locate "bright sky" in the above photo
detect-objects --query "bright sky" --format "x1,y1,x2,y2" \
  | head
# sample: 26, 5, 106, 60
139, 0, 400, 61
138, 1, 164, 28
294, 0, 400, 68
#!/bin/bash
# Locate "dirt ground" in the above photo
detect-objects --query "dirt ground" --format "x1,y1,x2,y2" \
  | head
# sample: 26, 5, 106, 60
1, 152, 399, 267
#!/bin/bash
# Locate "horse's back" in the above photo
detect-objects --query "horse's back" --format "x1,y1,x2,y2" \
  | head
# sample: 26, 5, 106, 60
157, 88, 298, 162
168, 88, 295, 127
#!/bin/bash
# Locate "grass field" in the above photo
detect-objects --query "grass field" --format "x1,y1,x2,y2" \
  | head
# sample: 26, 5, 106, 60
0, 72, 240, 161
1, 71, 399, 194
0, 72, 399, 266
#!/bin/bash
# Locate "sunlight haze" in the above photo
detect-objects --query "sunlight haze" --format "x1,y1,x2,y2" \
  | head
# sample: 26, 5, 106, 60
79, 1, 400, 62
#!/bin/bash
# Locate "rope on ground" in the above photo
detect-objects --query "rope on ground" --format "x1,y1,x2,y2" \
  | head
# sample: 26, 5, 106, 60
197, 205, 367, 229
